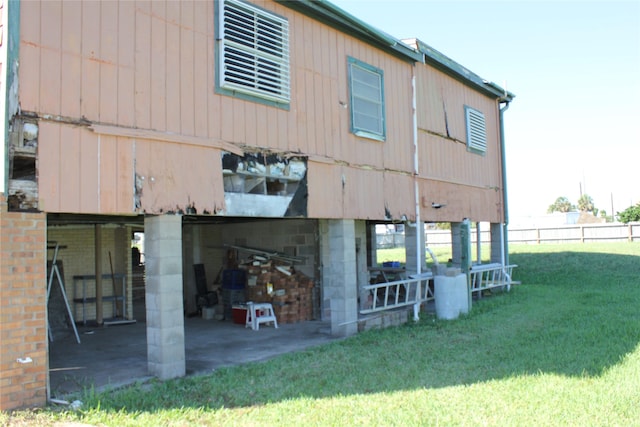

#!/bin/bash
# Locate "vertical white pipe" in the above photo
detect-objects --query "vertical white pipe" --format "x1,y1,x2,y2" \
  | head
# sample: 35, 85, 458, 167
411, 71, 421, 321
476, 222, 481, 264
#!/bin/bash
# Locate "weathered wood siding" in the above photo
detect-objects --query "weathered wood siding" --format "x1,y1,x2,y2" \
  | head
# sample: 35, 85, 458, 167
19, 0, 416, 218
415, 64, 504, 222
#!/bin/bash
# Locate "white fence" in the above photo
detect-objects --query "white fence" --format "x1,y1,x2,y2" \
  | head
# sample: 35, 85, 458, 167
404, 222, 640, 247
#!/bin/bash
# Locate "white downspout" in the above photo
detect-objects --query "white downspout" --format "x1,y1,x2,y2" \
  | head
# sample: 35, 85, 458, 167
411, 70, 421, 321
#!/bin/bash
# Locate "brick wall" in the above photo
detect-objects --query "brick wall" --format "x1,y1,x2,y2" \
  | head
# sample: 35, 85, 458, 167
0, 194, 48, 410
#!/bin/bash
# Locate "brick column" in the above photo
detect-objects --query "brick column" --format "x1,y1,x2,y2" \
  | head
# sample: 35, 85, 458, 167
320, 219, 358, 337
144, 214, 185, 380
0, 195, 48, 410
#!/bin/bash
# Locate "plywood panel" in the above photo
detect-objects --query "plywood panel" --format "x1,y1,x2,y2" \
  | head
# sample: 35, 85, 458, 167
18, 43, 40, 112
79, 130, 100, 212
20, 0, 40, 45
39, 1, 62, 116
61, 2, 82, 118
59, 125, 81, 212
81, 1, 100, 120
98, 134, 117, 212
180, 0, 195, 136
307, 161, 343, 219
342, 166, 386, 219
135, 140, 225, 214
166, 0, 181, 133
38, 122, 61, 212
193, 0, 209, 137
383, 173, 416, 221
117, 1, 135, 127
419, 178, 503, 223
150, 0, 166, 131
115, 137, 134, 212
134, 1, 152, 129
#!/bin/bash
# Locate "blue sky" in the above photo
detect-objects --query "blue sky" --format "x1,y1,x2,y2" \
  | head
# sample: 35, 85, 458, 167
331, 0, 640, 221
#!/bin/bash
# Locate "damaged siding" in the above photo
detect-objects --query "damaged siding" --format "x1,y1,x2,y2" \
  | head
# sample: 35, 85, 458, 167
15, 0, 418, 219
37, 122, 134, 213
415, 64, 504, 222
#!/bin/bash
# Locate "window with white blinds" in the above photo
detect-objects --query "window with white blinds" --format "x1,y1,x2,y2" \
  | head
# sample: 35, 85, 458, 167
465, 106, 487, 154
218, 0, 290, 106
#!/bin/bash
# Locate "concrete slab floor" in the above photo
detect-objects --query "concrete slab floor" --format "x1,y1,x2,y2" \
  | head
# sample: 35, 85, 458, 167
48, 316, 337, 399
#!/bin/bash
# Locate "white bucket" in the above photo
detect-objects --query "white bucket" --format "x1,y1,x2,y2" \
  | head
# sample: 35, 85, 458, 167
434, 273, 469, 320
202, 307, 216, 320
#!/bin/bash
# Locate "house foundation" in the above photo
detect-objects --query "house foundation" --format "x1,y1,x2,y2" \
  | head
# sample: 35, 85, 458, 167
145, 215, 186, 380
320, 219, 358, 337
0, 195, 48, 410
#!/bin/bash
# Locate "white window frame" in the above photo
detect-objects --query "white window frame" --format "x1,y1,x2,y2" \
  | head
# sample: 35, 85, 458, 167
465, 106, 487, 155
217, 0, 290, 106
348, 57, 386, 141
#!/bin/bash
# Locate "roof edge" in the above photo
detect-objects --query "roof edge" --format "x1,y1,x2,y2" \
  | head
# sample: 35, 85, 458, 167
406, 38, 515, 101
275, 0, 423, 63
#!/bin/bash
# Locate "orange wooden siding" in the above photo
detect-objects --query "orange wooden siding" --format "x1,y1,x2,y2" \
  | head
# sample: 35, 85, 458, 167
20, 0, 503, 221
415, 64, 504, 222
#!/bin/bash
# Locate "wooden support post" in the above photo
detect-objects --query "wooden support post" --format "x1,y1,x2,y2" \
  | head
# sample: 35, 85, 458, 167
95, 224, 103, 325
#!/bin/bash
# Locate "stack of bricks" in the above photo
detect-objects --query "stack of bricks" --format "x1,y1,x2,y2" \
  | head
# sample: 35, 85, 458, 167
244, 264, 314, 324
0, 194, 48, 410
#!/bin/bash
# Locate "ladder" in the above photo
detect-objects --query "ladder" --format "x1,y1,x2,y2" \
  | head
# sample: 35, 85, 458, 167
47, 241, 80, 344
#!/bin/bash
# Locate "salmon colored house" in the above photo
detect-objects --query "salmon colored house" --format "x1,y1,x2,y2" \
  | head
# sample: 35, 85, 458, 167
0, 0, 514, 409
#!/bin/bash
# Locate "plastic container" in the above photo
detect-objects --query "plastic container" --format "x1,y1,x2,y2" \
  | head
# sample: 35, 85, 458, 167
222, 269, 247, 289
232, 305, 248, 324
434, 273, 470, 320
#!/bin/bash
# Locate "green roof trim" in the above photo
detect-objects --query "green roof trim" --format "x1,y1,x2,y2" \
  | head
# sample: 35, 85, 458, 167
277, 0, 515, 102
411, 38, 515, 101
275, 0, 423, 63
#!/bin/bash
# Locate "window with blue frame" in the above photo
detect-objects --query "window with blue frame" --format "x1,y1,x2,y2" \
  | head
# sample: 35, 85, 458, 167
348, 57, 386, 141
216, 0, 290, 109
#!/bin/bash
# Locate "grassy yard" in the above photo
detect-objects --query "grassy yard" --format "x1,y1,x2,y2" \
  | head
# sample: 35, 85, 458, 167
4, 243, 640, 426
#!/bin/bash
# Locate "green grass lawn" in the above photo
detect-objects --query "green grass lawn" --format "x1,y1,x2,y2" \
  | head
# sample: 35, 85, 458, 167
4, 243, 640, 426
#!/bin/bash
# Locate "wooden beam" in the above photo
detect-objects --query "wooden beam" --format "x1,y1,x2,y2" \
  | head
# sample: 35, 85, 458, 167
90, 123, 245, 156
95, 224, 103, 325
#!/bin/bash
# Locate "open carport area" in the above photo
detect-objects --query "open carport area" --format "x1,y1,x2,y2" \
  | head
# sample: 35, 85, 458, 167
49, 317, 336, 398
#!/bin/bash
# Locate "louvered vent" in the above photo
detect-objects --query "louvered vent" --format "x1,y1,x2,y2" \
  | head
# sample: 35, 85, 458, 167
465, 106, 487, 154
220, 0, 290, 103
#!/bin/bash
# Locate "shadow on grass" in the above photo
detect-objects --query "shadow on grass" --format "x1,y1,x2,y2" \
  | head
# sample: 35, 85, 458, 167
83, 249, 640, 412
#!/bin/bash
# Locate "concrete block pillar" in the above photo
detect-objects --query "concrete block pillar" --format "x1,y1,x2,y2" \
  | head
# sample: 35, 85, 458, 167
490, 223, 508, 265
451, 222, 462, 266
354, 221, 369, 313
366, 222, 377, 268
404, 221, 425, 274
144, 214, 185, 380
320, 219, 358, 337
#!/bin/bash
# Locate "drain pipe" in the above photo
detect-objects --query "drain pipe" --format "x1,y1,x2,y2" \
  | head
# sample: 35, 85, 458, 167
411, 71, 422, 321
499, 98, 510, 267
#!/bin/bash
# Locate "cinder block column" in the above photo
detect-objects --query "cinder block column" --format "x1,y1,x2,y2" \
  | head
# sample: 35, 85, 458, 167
145, 214, 185, 380
354, 221, 369, 314
490, 223, 508, 265
0, 196, 48, 410
320, 219, 358, 337
451, 222, 462, 266
366, 222, 377, 268
404, 222, 425, 273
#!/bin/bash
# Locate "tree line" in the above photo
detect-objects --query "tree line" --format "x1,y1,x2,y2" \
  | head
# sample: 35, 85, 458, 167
548, 195, 640, 223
